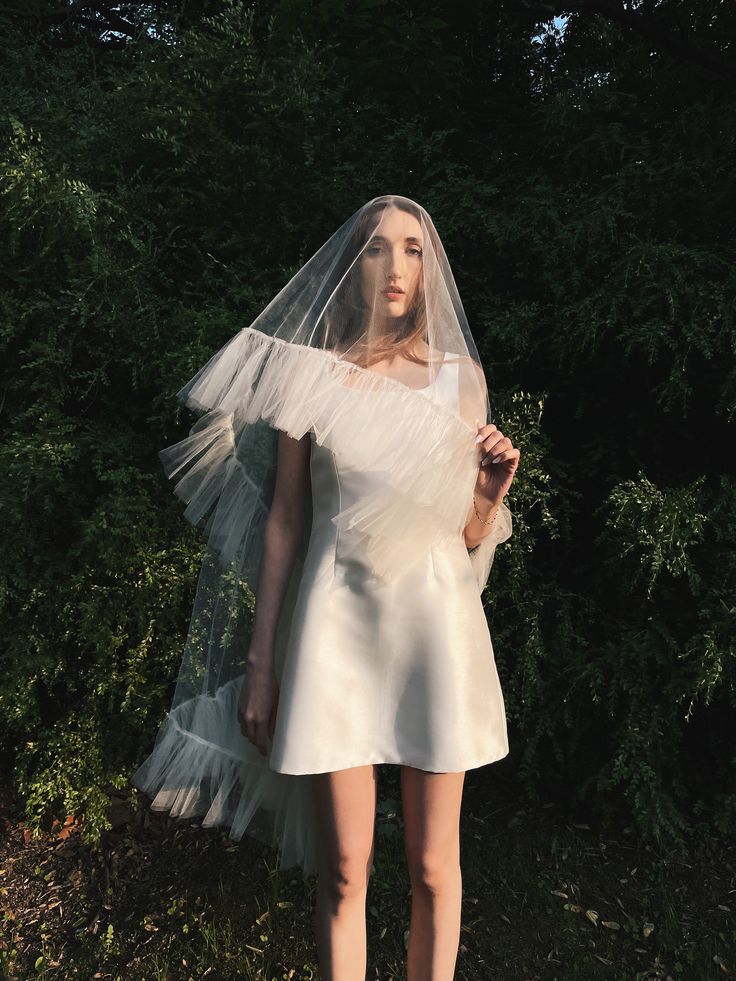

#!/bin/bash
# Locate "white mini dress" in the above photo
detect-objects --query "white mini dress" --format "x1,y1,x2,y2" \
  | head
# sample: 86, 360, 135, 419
268, 352, 510, 775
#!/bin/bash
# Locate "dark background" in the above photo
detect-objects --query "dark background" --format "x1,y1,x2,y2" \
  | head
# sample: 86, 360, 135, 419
1, 0, 734, 846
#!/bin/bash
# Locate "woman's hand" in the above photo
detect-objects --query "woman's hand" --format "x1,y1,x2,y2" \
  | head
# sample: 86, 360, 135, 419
474, 419, 520, 505
237, 659, 280, 757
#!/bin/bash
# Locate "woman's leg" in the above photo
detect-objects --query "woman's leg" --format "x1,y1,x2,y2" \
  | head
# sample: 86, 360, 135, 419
312, 764, 378, 981
400, 765, 466, 981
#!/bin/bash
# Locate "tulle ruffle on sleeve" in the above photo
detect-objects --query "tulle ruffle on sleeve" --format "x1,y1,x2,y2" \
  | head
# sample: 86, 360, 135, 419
167, 326, 487, 587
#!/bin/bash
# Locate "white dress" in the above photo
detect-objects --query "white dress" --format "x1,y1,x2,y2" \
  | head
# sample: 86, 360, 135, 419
133, 342, 513, 876
269, 351, 509, 775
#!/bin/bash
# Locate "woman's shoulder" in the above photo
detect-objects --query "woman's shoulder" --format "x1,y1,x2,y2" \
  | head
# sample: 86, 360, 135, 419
444, 353, 487, 387
445, 355, 488, 424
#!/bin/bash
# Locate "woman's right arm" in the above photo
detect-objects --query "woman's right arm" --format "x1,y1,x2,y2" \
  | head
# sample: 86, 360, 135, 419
248, 429, 312, 667
238, 429, 311, 755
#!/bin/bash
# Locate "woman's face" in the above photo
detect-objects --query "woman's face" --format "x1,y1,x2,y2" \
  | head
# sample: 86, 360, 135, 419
359, 206, 424, 319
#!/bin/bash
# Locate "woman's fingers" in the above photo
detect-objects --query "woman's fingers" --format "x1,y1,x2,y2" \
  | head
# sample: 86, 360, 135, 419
475, 419, 521, 479
246, 717, 264, 755
480, 436, 512, 466
477, 425, 506, 456
237, 673, 278, 756
254, 721, 268, 756
268, 697, 278, 741
239, 710, 275, 756
475, 423, 498, 445
484, 447, 519, 466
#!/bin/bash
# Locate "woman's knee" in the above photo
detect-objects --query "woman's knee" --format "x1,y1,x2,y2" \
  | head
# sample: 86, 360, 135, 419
313, 765, 377, 903
405, 842, 460, 896
319, 847, 373, 903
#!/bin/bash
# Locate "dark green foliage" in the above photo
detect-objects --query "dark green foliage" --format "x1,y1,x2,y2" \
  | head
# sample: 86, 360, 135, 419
0, 0, 733, 851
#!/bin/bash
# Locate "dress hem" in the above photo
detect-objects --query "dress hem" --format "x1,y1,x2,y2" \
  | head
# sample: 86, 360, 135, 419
267, 748, 510, 776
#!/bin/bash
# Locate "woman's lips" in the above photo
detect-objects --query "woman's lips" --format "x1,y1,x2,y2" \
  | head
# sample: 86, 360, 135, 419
383, 289, 404, 299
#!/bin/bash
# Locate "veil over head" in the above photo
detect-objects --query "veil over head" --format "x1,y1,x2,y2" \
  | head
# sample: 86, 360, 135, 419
132, 194, 512, 876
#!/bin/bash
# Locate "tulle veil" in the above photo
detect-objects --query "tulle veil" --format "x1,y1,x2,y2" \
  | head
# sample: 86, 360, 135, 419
131, 194, 512, 876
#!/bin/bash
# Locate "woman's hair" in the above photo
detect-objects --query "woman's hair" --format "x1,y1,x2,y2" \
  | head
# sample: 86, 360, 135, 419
320, 197, 443, 369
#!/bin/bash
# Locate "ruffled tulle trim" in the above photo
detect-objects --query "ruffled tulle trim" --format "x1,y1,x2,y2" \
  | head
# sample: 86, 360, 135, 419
131, 675, 319, 877
164, 326, 507, 586
158, 405, 273, 586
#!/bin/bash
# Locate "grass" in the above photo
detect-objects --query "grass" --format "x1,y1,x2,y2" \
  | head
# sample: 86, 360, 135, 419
0, 767, 732, 980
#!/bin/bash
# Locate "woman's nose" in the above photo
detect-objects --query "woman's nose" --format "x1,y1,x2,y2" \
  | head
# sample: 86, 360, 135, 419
387, 246, 406, 276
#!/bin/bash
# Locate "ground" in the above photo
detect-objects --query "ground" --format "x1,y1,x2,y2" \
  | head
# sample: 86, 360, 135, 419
0, 768, 732, 980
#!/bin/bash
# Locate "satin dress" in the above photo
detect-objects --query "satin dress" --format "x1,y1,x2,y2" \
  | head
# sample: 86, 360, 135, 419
267, 352, 510, 775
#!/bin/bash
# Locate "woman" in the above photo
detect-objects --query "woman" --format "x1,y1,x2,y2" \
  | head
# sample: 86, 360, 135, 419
133, 194, 520, 981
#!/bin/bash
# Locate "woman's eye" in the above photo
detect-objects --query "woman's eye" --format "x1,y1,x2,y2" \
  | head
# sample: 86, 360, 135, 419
365, 244, 422, 257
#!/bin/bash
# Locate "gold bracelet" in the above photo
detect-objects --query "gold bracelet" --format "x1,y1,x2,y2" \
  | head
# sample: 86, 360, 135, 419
473, 494, 500, 526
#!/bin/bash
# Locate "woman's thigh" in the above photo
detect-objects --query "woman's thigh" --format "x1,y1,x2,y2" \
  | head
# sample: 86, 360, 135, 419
400, 766, 466, 875
312, 764, 378, 876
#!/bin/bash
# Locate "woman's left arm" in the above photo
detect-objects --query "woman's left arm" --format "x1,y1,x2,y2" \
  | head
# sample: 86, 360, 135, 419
463, 422, 521, 550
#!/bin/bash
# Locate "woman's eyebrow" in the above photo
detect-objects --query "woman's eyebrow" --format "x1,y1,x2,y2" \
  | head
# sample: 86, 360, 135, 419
370, 235, 424, 245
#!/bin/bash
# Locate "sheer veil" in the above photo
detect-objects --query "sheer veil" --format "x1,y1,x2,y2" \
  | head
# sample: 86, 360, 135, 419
131, 194, 512, 876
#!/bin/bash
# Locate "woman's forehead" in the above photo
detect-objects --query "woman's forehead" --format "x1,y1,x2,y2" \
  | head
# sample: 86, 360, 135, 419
370, 207, 423, 244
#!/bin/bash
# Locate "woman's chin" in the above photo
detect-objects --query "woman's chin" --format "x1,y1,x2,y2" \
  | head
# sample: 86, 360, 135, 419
383, 299, 408, 317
